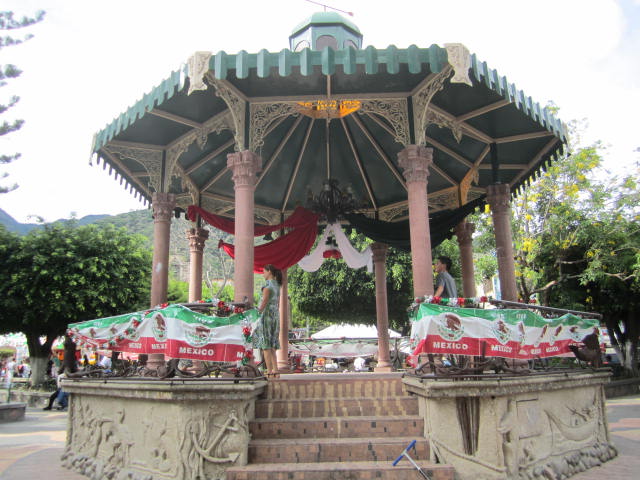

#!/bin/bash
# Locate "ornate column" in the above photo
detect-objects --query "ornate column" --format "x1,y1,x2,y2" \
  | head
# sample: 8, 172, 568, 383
371, 242, 392, 372
150, 193, 176, 307
455, 220, 476, 298
276, 269, 290, 371
148, 192, 175, 370
398, 145, 434, 298
227, 150, 262, 305
186, 227, 209, 302
486, 183, 518, 301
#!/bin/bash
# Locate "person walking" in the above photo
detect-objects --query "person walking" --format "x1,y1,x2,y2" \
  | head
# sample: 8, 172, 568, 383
253, 264, 283, 378
434, 256, 458, 298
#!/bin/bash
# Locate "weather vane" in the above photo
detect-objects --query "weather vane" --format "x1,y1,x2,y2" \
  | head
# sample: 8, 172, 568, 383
304, 0, 354, 16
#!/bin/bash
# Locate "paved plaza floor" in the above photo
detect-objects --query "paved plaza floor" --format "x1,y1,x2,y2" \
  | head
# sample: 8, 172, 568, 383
1, 395, 639, 479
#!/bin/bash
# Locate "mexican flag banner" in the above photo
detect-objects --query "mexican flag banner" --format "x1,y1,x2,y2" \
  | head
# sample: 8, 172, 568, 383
410, 303, 601, 360
67, 305, 259, 362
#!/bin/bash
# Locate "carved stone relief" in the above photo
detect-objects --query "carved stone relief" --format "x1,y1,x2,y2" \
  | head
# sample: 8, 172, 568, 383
187, 51, 213, 95
444, 43, 472, 86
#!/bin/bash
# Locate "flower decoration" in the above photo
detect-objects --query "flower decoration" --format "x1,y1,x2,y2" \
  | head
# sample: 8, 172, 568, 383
323, 249, 342, 259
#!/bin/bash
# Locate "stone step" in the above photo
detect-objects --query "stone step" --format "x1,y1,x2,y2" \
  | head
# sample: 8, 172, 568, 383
264, 374, 407, 400
250, 415, 424, 439
226, 460, 455, 480
255, 395, 419, 419
249, 436, 430, 464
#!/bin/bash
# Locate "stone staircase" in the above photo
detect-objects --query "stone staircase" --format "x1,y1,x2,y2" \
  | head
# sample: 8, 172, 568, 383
226, 373, 455, 480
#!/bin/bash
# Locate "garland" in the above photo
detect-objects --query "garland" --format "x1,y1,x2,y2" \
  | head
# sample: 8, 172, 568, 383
67, 300, 255, 366
408, 295, 491, 313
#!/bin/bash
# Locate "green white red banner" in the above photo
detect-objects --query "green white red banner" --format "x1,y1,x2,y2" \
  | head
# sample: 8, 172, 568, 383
67, 305, 258, 362
410, 304, 601, 360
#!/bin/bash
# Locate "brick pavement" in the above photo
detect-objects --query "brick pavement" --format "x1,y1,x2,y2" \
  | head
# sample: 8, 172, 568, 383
1, 395, 639, 480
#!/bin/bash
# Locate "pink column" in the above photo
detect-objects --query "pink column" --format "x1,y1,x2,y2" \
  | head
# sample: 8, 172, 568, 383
371, 242, 393, 372
455, 220, 477, 298
227, 151, 262, 305
276, 269, 290, 371
398, 145, 434, 298
150, 193, 176, 307
148, 192, 175, 370
186, 228, 209, 302
486, 183, 518, 301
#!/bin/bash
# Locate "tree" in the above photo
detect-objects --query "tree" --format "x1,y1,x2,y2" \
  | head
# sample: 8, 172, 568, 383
0, 9, 45, 193
0, 222, 151, 385
288, 232, 414, 332
470, 115, 640, 375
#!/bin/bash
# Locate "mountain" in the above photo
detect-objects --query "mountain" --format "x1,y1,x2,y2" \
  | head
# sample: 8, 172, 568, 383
0, 208, 234, 287
0, 208, 110, 234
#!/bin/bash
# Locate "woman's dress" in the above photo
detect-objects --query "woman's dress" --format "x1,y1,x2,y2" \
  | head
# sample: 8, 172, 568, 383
253, 279, 280, 350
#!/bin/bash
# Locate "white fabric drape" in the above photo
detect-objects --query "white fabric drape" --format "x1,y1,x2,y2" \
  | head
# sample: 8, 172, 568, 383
297, 223, 373, 273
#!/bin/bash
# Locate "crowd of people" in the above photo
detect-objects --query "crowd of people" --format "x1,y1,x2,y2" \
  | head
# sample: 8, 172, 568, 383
1, 356, 31, 386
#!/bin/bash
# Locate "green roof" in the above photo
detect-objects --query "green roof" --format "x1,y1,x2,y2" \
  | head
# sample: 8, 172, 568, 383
290, 11, 362, 36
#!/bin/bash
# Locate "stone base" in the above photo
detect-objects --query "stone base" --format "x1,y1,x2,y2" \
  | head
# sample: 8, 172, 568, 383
403, 371, 618, 480
0, 402, 26, 422
61, 378, 266, 480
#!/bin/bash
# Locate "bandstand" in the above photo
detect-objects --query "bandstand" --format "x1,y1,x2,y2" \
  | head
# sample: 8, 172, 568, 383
62, 12, 617, 480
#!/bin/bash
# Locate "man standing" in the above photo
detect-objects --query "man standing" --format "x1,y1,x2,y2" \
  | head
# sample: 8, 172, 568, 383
434, 256, 458, 298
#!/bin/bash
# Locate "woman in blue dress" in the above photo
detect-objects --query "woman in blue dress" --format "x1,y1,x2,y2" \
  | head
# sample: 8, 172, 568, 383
254, 264, 282, 378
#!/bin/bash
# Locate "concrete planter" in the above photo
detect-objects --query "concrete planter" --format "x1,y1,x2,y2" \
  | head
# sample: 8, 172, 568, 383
403, 371, 618, 480
61, 378, 266, 480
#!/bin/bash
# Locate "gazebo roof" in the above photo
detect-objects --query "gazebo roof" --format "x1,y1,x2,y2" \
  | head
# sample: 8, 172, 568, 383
91, 20, 566, 227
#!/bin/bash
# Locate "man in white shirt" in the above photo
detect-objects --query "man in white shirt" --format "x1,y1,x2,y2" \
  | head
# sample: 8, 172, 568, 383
99, 355, 112, 372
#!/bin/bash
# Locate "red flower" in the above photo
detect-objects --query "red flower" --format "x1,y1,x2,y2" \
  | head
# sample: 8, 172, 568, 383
480, 296, 488, 303
132, 319, 140, 328
244, 349, 253, 359
234, 306, 245, 314
458, 297, 465, 306
323, 249, 342, 259
242, 326, 251, 336
432, 296, 442, 304
414, 297, 423, 304
160, 303, 168, 308
217, 300, 225, 308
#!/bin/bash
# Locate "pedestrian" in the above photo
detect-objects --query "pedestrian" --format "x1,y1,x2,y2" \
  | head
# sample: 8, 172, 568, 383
434, 256, 457, 298
252, 264, 282, 378
4, 357, 16, 387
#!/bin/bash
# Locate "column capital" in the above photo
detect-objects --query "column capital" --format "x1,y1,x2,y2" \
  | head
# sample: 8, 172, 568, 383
186, 227, 209, 253
454, 221, 475, 245
486, 183, 512, 214
398, 145, 433, 183
226, 150, 262, 188
370, 242, 389, 264
151, 192, 176, 222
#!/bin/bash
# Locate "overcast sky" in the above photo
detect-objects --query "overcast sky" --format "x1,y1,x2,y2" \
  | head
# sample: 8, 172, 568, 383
1, 0, 638, 223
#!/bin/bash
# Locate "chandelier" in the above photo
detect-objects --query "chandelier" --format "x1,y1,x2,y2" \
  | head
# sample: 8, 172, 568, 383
307, 178, 359, 224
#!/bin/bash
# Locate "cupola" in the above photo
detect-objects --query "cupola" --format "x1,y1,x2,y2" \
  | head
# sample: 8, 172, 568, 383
289, 11, 363, 51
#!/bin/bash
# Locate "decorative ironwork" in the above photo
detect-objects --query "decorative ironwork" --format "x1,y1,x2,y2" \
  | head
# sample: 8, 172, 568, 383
103, 145, 163, 193
412, 66, 453, 146
424, 109, 463, 143
358, 98, 410, 146
249, 102, 299, 153
297, 99, 361, 119
206, 74, 246, 151
307, 178, 359, 224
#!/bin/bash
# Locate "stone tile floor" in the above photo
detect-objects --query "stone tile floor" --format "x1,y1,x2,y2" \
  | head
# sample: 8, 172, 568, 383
1, 395, 639, 480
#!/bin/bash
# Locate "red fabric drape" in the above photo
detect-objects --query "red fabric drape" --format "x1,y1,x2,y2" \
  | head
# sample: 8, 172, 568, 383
219, 212, 319, 273
187, 205, 313, 236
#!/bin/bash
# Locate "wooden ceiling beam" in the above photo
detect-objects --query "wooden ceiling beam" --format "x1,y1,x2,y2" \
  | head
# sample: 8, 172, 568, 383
351, 113, 407, 191
340, 117, 378, 211
281, 118, 315, 212
456, 99, 510, 122
148, 109, 201, 128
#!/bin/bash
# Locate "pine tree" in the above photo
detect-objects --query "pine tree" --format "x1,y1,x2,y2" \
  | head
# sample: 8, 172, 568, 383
0, 9, 45, 193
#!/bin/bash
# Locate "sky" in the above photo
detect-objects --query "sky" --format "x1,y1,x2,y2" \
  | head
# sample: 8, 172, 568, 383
1, 0, 639, 224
